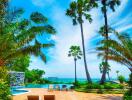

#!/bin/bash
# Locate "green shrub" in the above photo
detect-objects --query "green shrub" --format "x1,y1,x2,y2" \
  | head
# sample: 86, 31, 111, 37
104, 82, 124, 89
86, 83, 102, 89
118, 75, 126, 84
0, 67, 11, 100
0, 81, 11, 100
123, 91, 132, 100
123, 73, 132, 100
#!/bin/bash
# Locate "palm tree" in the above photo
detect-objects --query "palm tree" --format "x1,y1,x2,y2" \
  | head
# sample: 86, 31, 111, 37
97, 26, 114, 83
68, 46, 82, 84
116, 70, 119, 78
0, 7, 56, 67
99, 61, 111, 81
66, 0, 97, 83
98, 0, 121, 84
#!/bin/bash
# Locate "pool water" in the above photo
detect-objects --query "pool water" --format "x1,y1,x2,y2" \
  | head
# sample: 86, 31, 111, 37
11, 84, 73, 95
26, 84, 73, 89
11, 89, 29, 95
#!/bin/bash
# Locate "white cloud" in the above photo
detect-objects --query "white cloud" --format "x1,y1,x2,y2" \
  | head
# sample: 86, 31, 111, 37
117, 24, 132, 32
29, 0, 131, 78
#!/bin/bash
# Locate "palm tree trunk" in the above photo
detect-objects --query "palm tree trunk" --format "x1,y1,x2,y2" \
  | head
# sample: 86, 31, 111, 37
80, 22, 92, 83
100, 0, 109, 84
74, 58, 77, 84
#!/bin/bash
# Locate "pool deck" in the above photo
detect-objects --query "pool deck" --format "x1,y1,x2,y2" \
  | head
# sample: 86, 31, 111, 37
12, 88, 123, 100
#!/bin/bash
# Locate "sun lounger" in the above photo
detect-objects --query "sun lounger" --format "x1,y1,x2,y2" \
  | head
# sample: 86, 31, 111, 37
62, 85, 68, 91
48, 84, 54, 91
27, 95, 39, 100
54, 85, 60, 91
44, 95, 55, 100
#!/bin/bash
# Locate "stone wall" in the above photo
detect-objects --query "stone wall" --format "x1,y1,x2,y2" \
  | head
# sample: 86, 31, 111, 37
9, 71, 25, 86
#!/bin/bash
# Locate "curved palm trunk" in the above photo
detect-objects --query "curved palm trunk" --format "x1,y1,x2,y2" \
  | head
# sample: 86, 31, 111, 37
74, 58, 77, 84
80, 22, 92, 83
100, 0, 109, 84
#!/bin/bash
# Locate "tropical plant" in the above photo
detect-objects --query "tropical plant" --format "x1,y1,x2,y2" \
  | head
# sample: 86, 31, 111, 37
116, 70, 119, 78
97, 26, 114, 84
0, 7, 56, 67
123, 73, 132, 100
6, 55, 30, 71
25, 69, 45, 83
0, 67, 11, 100
118, 75, 125, 84
99, 61, 111, 80
97, 30, 132, 72
66, 0, 97, 83
96, 0, 121, 84
68, 45, 82, 85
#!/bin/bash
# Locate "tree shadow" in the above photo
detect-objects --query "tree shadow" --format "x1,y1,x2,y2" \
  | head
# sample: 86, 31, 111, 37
100, 95, 122, 100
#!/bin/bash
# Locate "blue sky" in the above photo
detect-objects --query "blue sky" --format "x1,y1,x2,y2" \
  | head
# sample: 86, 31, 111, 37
10, 0, 132, 79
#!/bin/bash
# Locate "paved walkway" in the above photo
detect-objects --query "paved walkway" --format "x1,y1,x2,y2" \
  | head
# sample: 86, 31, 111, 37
12, 88, 123, 100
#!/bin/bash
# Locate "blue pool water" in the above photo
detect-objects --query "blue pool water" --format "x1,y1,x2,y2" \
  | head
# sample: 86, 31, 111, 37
11, 89, 29, 95
26, 84, 73, 89
11, 84, 73, 95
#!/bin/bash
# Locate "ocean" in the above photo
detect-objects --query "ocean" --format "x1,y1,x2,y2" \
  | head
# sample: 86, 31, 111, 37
46, 78, 117, 83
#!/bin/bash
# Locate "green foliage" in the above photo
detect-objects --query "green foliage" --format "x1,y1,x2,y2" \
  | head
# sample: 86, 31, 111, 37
123, 73, 132, 100
104, 82, 123, 89
97, 29, 132, 72
0, 81, 11, 100
118, 75, 126, 84
25, 69, 45, 84
68, 46, 82, 60
7, 55, 30, 72
0, 5, 56, 66
75, 82, 124, 94
66, 0, 97, 25
0, 67, 11, 100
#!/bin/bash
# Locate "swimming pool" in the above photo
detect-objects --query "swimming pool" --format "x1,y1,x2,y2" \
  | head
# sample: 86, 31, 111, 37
25, 84, 73, 89
11, 89, 29, 95
11, 84, 73, 95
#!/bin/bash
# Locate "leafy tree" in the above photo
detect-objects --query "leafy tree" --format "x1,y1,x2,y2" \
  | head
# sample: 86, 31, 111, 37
118, 75, 125, 84
68, 45, 82, 85
66, 0, 97, 83
25, 69, 45, 83
6, 55, 30, 72
0, 5, 56, 67
0, 67, 10, 100
123, 73, 132, 100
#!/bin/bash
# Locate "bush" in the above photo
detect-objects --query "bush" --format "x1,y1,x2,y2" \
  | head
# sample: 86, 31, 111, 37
104, 82, 124, 89
123, 73, 132, 100
0, 81, 11, 100
118, 75, 126, 84
0, 67, 11, 100
86, 83, 102, 89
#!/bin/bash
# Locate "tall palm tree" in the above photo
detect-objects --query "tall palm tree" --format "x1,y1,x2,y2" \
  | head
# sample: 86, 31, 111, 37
91, 0, 121, 84
116, 70, 119, 78
68, 45, 82, 84
0, 7, 56, 67
66, 0, 97, 83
